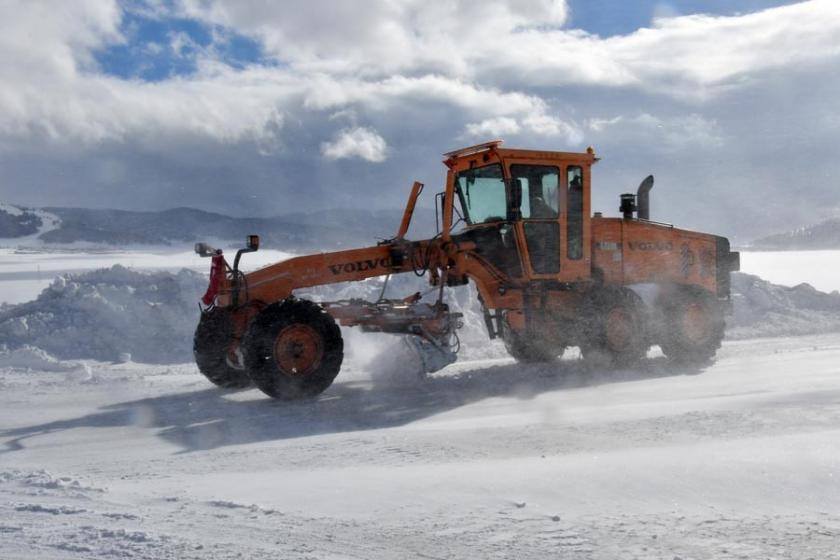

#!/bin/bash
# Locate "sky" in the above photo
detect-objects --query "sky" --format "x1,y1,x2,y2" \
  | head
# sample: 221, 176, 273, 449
1, 0, 839, 241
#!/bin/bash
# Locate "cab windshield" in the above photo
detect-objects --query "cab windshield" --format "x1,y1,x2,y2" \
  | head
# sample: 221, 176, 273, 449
455, 164, 507, 225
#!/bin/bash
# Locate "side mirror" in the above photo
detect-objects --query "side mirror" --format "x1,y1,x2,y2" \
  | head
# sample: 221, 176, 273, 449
246, 234, 260, 251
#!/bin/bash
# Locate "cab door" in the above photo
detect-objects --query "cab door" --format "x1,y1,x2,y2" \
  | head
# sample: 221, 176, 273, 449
509, 162, 591, 282
563, 164, 591, 281
510, 164, 561, 278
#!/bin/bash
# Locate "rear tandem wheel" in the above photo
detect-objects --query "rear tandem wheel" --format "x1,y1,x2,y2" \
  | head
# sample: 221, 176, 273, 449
659, 288, 725, 364
580, 288, 649, 367
242, 298, 344, 399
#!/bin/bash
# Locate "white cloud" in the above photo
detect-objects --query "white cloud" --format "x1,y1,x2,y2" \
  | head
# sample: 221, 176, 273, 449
177, 0, 568, 77
587, 113, 723, 149
321, 127, 388, 162
1, 0, 840, 238
465, 117, 521, 137
3, 0, 839, 149
522, 113, 581, 141
176, 0, 840, 98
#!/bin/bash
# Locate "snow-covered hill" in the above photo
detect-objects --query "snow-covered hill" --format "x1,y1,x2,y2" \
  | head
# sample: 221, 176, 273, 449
0, 203, 62, 244
749, 216, 840, 250
0, 203, 436, 252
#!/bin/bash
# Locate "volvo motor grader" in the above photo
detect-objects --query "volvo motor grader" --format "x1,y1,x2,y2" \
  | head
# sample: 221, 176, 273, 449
194, 140, 740, 399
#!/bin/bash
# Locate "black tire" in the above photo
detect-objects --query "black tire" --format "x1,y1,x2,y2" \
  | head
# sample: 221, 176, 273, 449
194, 308, 252, 389
242, 298, 344, 400
500, 314, 562, 363
659, 288, 725, 364
580, 288, 648, 367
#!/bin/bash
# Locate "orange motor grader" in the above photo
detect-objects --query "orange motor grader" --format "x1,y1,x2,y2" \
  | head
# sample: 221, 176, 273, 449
194, 140, 740, 399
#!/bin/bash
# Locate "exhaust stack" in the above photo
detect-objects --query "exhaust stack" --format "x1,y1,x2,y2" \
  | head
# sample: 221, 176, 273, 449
636, 175, 654, 220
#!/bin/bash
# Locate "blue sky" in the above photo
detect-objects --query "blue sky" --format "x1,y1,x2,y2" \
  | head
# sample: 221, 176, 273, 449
566, 0, 795, 36
1, 0, 838, 241
96, 12, 263, 81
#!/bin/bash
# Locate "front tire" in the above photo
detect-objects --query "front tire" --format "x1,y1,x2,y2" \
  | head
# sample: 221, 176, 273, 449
243, 298, 344, 400
194, 308, 252, 389
500, 314, 563, 363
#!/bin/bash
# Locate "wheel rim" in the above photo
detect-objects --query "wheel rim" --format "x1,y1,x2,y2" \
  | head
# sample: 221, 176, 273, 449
681, 302, 711, 343
605, 307, 633, 351
272, 324, 324, 377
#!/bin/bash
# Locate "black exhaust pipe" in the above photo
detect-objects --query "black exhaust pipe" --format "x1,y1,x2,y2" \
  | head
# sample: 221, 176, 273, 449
636, 175, 654, 220
619, 193, 636, 220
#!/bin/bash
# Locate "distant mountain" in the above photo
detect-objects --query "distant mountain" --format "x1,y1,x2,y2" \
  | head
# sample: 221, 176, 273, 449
0, 203, 437, 251
0, 203, 42, 237
749, 217, 840, 251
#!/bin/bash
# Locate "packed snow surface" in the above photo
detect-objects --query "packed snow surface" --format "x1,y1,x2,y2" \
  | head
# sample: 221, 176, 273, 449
1, 334, 840, 558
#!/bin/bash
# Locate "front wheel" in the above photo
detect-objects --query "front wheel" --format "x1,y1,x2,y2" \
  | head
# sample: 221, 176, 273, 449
242, 298, 344, 399
500, 315, 563, 363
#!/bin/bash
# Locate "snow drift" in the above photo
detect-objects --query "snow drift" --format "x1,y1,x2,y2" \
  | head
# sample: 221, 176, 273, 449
0, 265, 204, 364
1, 265, 838, 366
727, 272, 840, 339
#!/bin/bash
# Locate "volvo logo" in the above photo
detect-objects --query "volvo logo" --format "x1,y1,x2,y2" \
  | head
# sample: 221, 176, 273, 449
329, 258, 390, 275
628, 241, 673, 251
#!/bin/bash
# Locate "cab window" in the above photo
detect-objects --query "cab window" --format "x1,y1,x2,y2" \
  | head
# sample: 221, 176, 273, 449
567, 166, 584, 260
510, 165, 560, 219
455, 164, 507, 224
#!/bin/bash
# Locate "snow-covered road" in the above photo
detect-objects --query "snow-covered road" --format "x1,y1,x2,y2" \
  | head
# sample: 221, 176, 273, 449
2, 334, 839, 559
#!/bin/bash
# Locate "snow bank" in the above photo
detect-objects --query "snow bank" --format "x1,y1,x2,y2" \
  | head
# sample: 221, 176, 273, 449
0, 345, 78, 372
0, 265, 204, 364
728, 272, 840, 339
1, 264, 838, 367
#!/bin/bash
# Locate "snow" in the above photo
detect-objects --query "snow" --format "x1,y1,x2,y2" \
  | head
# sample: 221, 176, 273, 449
1, 249, 837, 367
0, 247, 295, 306
0, 265, 206, 363
0, 205, 62, 246
1, 248, 840, 557
1, 334, 840, 558
0, 202, 25, 216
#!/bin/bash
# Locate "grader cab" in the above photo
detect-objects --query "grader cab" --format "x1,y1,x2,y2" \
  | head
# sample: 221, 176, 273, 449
194, 140, 740, 399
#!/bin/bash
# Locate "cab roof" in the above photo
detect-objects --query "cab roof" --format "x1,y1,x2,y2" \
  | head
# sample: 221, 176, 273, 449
442, 140, 598, 169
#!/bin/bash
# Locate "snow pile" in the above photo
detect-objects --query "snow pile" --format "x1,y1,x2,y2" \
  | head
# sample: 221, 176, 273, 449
0, 265, 204, 364
728, 272, 840, 339
2, 264, 839, 368
0, 345, 78, 372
